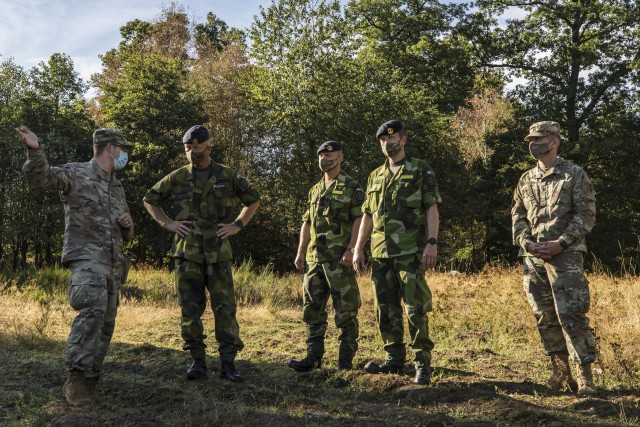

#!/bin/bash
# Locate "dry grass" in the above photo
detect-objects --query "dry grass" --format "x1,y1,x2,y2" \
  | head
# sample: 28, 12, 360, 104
1, 264, 639, 426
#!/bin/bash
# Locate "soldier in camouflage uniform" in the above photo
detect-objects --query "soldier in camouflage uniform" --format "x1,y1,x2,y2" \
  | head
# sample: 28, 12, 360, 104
512, 121, 598, 396
17, 126, 134, 406
288, 141, 364, 372
353, 120, 441, 385
144, 125, 260, 382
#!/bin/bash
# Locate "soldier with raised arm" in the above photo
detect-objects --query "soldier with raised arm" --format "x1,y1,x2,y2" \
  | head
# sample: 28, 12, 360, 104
17, 126, 134, 406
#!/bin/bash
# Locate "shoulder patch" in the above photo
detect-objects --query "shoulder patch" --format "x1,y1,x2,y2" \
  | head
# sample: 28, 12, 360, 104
235, 173, 250, 191
354, 189, 365, 204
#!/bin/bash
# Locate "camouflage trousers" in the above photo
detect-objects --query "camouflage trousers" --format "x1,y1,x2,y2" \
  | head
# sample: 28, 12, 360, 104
65, 260, 121, 379
371, 254, 434, 369
175, 258, 243, 362
302, 260, 361, 362
523, 252, 596, 364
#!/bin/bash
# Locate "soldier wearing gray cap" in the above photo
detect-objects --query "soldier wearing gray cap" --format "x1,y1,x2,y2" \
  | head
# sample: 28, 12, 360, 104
289, 140, 365, 372
16, 126, 134, 406
512, 121, 598, 396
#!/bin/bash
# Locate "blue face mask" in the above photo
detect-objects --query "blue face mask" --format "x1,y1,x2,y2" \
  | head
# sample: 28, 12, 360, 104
112, 150, 128, 170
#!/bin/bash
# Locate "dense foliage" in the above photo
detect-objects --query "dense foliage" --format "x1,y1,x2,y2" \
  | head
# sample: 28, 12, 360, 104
0, 0, 638, 273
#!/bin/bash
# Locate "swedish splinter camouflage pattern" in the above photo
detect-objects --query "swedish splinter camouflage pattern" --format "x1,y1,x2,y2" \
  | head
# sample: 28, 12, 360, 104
363, 155, 440, 370
512, 155, 597, 364
303, 261, 361, 362
23, 149, 133, 267
303, 172, 365, 262
175, 258, 243, 362
512, 157, 596, 255
362, 156, 442, 258
145, 160, 259, 362
144, 162, 260, 263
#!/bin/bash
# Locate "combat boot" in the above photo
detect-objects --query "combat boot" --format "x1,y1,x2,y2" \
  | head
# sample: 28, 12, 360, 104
288, 356, 322, 372
414, 367, 431, 385
337, 359, 353, 371
85, 376, 99, 401
186, 358, 207, 380
364, 361, 404, 375
547, 353, 577, 392
575, 363, 598, 396
220, 361, 242, 382
63, 370, 92, 406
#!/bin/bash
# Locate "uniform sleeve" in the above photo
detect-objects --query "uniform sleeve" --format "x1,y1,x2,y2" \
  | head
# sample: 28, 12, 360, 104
511, 178, 533, 250
350, 181, 365, 219
362, 174, 375, 216
421, 166, 442, 207
22, 149, 75, 194
143, 174, 173, 206
561, 169, 596, 246
233, 172, 260, 207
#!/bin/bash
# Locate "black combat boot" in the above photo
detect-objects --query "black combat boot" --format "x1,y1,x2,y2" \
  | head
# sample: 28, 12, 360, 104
288, 355, 322, 372
220, 361, 242, 382
364, 361, 404, 375
186, 358, 207, 380
414, 366, 431, 385
337, 359, 353, 371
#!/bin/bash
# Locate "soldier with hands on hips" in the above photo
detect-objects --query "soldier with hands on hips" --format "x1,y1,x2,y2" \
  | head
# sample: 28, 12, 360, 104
17, 126, 134, 406
144, 125, 260, 382
353, 120, 441, 385
288, 141, 364, 372
512, 121, 598, 396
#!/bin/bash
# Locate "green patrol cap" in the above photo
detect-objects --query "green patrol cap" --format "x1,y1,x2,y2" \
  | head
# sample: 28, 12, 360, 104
524, 121, 561, 142
93, 128, 133, 147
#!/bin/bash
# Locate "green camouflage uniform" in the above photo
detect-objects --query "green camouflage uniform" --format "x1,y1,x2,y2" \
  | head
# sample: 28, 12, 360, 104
23, 148, 131, 378
362, 155, 442, 369
512, 157, 597, 364
144, 162, 259, 362
301, 172, 364, 362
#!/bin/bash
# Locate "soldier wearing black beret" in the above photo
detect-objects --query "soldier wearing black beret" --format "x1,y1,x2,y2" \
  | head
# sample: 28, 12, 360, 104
289, 140, 365, 372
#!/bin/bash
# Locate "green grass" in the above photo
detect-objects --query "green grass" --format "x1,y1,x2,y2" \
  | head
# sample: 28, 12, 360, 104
0, 264, 639, 426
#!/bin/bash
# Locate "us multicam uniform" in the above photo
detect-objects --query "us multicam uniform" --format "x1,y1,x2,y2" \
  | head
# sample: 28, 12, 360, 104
301, 172, 364, 362
23, 148, 132, 379
144, 162, 259, 362
362, 155, 442, 369
512, 157, 597, 364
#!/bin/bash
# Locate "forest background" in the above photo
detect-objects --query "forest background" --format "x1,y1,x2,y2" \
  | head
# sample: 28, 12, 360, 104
1, 0, 639, 275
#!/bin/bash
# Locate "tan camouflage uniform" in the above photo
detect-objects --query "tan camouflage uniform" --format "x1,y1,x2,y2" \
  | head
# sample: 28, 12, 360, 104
144, 162, 259, 363
22, 146, 132, 379
512, 156, 597, 364
301, 172, 364, 363
363, 155, 442, 369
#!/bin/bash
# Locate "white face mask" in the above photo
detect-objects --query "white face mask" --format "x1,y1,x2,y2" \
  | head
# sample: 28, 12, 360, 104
112, 150, 128, 170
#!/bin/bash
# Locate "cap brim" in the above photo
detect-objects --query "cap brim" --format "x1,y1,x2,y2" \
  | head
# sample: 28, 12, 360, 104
524, 132, 546, 142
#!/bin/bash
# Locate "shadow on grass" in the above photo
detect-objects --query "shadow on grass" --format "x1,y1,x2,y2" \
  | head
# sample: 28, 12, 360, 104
0, 331, 634, 427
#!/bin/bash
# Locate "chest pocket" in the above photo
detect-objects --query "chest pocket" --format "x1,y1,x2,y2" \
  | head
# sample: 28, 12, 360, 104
555, 179, 573, 206
327, 190, 351, 222
211, 180, 234, 219
366, 183, 383, 212
393, 178, 421, 209
172, 188, 193, 220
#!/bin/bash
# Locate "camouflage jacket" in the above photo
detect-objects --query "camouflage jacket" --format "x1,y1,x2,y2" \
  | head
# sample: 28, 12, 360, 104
512, 157, 596, 256
22, 148, 132, 267
144, 161, 260, 264
303, 172, 364, 263
363, 155, 442, 259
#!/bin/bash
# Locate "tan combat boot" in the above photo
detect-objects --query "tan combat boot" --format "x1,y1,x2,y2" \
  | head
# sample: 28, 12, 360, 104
63, 370, 92, 406
575, 363, 598, 396
547, 353, 578, 392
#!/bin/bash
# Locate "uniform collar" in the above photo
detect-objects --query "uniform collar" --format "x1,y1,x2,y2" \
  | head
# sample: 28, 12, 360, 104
535, 157, 565, 179
90, 158, 113, 182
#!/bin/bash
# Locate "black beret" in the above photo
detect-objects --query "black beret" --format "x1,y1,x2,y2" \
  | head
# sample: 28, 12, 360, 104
376, 120, 404, 139
182, 125, 210, 145
317, 140, 343, 155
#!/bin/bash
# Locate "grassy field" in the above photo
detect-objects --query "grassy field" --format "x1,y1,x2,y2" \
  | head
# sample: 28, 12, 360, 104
1, 263, 639, 426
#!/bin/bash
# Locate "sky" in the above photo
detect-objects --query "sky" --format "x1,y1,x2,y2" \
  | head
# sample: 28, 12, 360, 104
0, 0, 267, 83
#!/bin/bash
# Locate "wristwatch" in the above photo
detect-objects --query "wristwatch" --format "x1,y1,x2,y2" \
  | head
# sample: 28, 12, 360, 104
559, 238, 569, 249
345, 247, 353, 253
426, 237, 438, 245
233, 219, 244, 229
